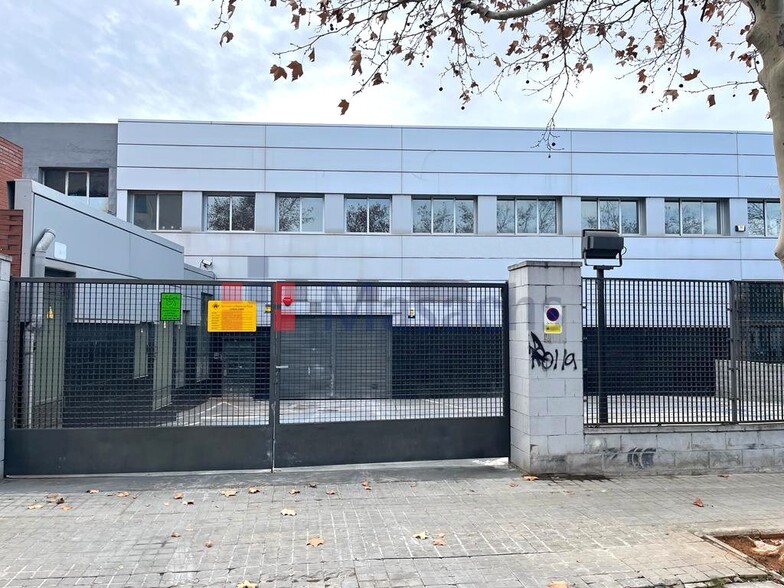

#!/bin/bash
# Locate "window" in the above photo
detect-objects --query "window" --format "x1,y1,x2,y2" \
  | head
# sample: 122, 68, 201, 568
277, 195, 324, 232
413, 197, 475, 234
748, 200, 781, 237
497, 198, 557, 234
42, 169, 109, 212
345, 197, 391, 233
581, 199, 639, 234
205, 194, 255, 231
131, 192, 182, 230
665, 200, 720, 235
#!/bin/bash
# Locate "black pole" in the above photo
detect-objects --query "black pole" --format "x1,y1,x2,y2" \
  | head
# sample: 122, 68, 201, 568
597, 267, 608, 424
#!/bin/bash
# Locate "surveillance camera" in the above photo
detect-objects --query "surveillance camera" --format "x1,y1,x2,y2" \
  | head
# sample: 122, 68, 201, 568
201, 259, 213, 269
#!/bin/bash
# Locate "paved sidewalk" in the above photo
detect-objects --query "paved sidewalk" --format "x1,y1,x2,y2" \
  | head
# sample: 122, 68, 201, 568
0, 460, 782, 588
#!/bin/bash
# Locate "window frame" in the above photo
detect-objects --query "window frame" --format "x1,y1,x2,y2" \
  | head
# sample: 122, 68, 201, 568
130, 192, 183, 231
411, 196, 476, 234
664, 199, 721, 236
204, 193, 256, 232
580, 198, 640, 235
345, 196, 392, 233
747, 199, 781, 237
276, 194, 325, 233
42, 168, 110, 212
496, 197, 558, 235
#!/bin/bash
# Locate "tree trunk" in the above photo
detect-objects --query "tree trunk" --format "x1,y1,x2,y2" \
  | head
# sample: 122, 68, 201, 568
747, 0, 784, 272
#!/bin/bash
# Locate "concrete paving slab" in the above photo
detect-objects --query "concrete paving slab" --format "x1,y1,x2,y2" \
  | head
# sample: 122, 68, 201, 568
0, 462, 783, 587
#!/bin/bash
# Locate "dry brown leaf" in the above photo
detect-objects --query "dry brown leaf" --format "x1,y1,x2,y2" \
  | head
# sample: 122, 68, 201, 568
432, 538, 447, 546
173, 492, 184, 500
280, 507, 297, 516
288, 60, 304, 81
718, 473, 731, 478
60, 504, 72, 511
221, 489, 238, 497
248, 487, 261, 494
308, 482, 317, 488
326, 489, 336, 496
237, 582, 258, 588
413, 531, 428, 540
338, 99, 349, 115
86, 489, 100, 494
46, 493, 65, 504
289, 488, 300, 495
549, 581, 569, 588
116, 491, 130, 498
184, 499, 195, 506
523, 475, 538, 481
306, 536, 325, 547
204, 539, 213, 548
170, 531, 181, 538
693, 497, 704, 507
27, 503, 43, 510
361, 480, 372, 491
749, 538, 784, 557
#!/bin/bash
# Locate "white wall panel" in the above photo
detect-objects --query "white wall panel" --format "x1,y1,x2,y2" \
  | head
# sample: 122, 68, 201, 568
572, 174, 737, 197
265, 234, 404, 258
267, 256, 403, 281
401, 127, 573, 152
265, 170, 401, 194
572, 153, 737, 176
401, 172, 572, 196
402, 150, 570, 174
738, 155, 777, 177
119, 144, 264, 170
737, 132, 775, 156
266, 124, 401, 149
571, 130, 736, 154
401, 258, 513, 281
625, 237, 742, 259
117, 167, 263, 192
399, 235, 577, 259
266, 147, 400, 172
738, 176, 781, 198
119, 121, 265, 147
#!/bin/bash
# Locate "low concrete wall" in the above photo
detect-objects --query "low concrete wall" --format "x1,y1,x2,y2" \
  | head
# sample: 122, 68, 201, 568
530, 423, 784, 475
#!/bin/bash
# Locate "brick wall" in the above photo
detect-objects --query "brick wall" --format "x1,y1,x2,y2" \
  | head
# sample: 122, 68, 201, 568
0, 210, 23, 277
0, 137, 22, 209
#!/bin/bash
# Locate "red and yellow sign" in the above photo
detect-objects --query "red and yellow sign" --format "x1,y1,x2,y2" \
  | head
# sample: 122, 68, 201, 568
207, 300, 257, 332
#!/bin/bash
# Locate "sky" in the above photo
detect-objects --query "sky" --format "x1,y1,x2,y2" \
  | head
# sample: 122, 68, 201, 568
0, 0, 773, 132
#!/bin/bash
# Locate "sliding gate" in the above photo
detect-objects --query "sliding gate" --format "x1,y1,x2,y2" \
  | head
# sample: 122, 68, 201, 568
5, 279, 509, 474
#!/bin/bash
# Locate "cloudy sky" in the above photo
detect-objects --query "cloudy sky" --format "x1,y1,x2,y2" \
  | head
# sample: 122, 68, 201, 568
0, 0, 772, 132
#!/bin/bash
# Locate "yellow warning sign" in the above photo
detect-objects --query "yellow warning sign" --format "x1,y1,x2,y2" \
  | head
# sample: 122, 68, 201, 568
544, 323, 562, 334
207, 301, 257, 332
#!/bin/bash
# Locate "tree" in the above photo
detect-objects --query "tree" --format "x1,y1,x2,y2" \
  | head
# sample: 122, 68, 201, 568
181, 0, 784, 269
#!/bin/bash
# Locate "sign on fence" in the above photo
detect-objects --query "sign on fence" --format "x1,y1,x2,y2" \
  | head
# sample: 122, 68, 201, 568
207, 300, 257, 332
159, 292, 182, 321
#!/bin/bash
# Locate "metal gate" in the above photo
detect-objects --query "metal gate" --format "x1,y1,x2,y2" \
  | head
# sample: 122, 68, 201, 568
5, 279, 509, 474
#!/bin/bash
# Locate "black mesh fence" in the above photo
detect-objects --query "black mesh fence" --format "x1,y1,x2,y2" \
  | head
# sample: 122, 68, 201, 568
9, 279, 507, 430
584, 277, 784, 425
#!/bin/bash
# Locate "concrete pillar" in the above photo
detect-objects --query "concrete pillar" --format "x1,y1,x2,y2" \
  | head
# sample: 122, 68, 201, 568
0, 254, 11, 477
508, 260, 584, 474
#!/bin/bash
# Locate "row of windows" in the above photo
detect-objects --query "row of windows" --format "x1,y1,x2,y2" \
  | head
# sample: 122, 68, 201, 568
123, 192, 781, 237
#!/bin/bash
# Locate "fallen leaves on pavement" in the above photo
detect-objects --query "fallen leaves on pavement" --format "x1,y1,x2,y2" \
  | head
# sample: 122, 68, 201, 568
413, 531, 428, 540
60, 504, 72, 511
361, 480, 372, 491
170, 531, 180, 538
326, 489, 336, 496
548, 581, 569, 588
280, 507, 297, 516
86, 489, 100, 494
523, 475, 538, 481
116, 491, 130, 498
220, 489, 238, 497
27, 504, 43, 510
308, 482, 317, 488
204, 539, 213, 548
289, 488, 300, 495
306, 536, 324, 547
248, 487, 261, 494
693, 497, 704, 507
173, 492, 184, 500
237, 582, 257, 588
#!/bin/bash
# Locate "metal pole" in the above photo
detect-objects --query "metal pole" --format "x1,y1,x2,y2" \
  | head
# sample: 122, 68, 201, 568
728, 281, 739, 424
597, 268, 608, 424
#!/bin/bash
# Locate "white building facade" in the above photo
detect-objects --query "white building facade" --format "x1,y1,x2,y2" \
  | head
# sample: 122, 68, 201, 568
106, 120, 782, 281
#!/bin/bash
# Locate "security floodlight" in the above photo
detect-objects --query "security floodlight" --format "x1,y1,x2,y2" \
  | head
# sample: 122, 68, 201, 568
582, 229, 624, 269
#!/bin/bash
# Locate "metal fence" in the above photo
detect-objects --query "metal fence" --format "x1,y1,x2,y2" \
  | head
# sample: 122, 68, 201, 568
8, 279, 506, 431
583, 277, 784, 425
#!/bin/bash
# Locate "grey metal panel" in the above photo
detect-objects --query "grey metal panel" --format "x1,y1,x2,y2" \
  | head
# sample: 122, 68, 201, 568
266, 124, 402, 149
118, 120, 265, 147
117, 167, 264, 192
572, 153, 738, 176
265, 170, 402, 194
738, 176, 781, 198
399, 235, 577, 259
266, 256, 403, 280
572, 174, 738, 197
401, 257, 519, 281
266, 148, 401, 172
264, 234, 404, 258
401, 150, 571, 174
571, 129, 737, 154
737, 132, 774, 156
401, 172, 572, 196
118, 144, 264, 170
625, 237, 742, 259
738, 155, 777, 177
401, 127, 573, 152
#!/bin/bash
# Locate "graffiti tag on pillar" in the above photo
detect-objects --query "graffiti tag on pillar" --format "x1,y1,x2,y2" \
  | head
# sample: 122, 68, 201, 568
529, 333, 577, 371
